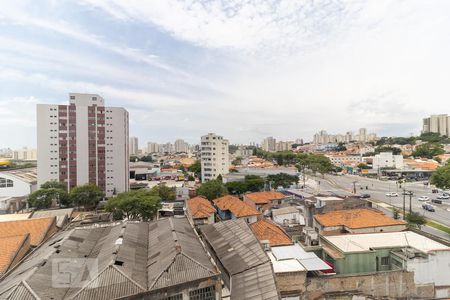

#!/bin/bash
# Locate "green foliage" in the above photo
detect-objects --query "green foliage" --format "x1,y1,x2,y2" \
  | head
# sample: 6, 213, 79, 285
405, 211, 427, 229
188, 175, 195, 181
232, 156, 243, 166
254, 149, 298, 166
412, 143, 445, 159
28, 188, 69, 209
40, 180, 67, 191
266, 173, 299, 189
130, 156, 139, 162
224, 175, 265, 195
188, 160, 201, 177
70, 184, 105, 210
375, 146, 402, 155
335, 142, 347, 152
377, 136, 416, 146
393, 208, 400, 220
106, 189, 161, 221
357, 163, 371, 170
228, 144, 238, 154
431, 162, 450, 189
151, 185, 176, 201
297, 154, 334, 175
420, 132, 450, 144
197, 179, 228, 200
140, 155, 153, 162
225, 181, 248, 195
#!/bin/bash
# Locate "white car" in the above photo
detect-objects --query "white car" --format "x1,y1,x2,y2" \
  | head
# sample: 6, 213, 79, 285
437, 194, 450, 200
418, 196, 430, 201
386, 192, 399, 197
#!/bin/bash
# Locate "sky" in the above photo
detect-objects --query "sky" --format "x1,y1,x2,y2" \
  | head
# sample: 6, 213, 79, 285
1, 0, 450, 149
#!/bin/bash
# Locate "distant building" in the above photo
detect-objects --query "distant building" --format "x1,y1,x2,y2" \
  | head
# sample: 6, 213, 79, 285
358, 128, 367, 142
262, 136, 276, 152
200, 133, 229, 182
250, 219, 293, 247
373, 152, 404, 170
37, 93, 129, 196
13, 148, 37, 161
423, 114, 450, 136
174, 139, 189, 153
146, 142, 159, 153
129, 136, 139, 155
243, 191, 290, 213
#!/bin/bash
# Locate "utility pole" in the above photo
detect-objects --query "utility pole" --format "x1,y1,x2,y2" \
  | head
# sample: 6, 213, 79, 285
402, 188, 406, 220
409, 192, 413, 214
352, 181, 357, 194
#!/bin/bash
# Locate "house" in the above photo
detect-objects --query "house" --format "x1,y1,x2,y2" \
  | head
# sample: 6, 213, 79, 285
0, 234, 30, 275
201, 219, 280, 300
0, 217, 221, 300
0, 217, 57, 247
243, 191, 290, 212
186, 196, 215, 225
313, 208, 407, 235
272, 206, 305, 226
320, 231, 450, 298
250, 219, 293, 247
0, 168, 37, 213
213, 195, 260, 224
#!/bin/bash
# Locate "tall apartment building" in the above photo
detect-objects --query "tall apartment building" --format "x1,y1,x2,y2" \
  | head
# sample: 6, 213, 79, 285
13, 148, 37, 161
423, 114, 450, 136
174, 139, 189, 153
129, 137, 139, 155
147, 142, 159, 153
261, 136, 276, 152
200, 133, 229, 182
358, 128, 367, 142
37, 93, 129, 197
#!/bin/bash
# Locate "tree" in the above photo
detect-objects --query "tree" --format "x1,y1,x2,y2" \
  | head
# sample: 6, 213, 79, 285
298, 154, 334, 176
405, 212, 426, 229
393, 208, 400, 220
225, 181, 248, 195
335, 142, 347, 152
232, 157, 243, 166
140, 155, 153, 162
106, 189, 161, 221
151, 185, 176, 201
70, 184, 105, 210
375, 146, 402, 155
357, 163, 371, 170
266, 173, 299, 189
431, 162, 450, 189
244, 175, 265, 192
188, 160, 201, 177
197, 180, 228, 200
412, 143, 445, 159
130, 156, 139, 162
40, 180, 66, 191
188, 175, 195, 181
28, 189, 59, 209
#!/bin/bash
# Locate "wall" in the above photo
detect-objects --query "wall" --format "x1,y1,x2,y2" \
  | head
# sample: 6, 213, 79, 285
304, 270, 434, 299
407, 250, 450, 288
275, 271, 307, 297
0, 173, 34, 198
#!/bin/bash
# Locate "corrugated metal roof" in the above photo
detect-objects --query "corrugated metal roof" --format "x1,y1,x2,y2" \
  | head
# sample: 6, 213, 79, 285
271, 244, 331, 271
30, 208, 74, 228
231, 262, 279, 300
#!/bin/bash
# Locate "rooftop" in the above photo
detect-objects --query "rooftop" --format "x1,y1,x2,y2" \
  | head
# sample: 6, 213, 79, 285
244, 191, 286, 204
30, 208, 74, 228
272, 206, 300, 216
186, 196, 215, 219
0, 234, 30, 275
270, 244, 332, 272
0, 213, 32, 222
214, 195, 260, 218
250, 219, 293, 247
0, 168, 37, 184
0, 217, 56, 246
314, 208, 406, 229
323, 231, 450, 254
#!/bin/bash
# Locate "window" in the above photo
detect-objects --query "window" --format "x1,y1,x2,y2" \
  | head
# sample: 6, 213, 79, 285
158, 295, 182, 300
189, 286, 215, 300
0, 177, 13, 188
380, 256, 390, 266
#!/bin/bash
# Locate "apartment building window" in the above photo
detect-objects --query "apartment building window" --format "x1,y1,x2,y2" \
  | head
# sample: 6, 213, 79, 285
70, 95, 75, 100
380, 256, 390, 266
189, 286, 215, 300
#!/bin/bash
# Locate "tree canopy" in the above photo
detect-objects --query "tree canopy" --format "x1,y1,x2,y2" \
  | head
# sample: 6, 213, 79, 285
188, 160, 201, 177
197, 179, 228, 200
106, 189, 161, 221
405, 211, 426, 229
375, 146, 402, 155
70, 184, 105, 210
431, 162, 450, 189
225, 175, 265, 195
266, 173, 299, 189
40, 180, 67, 191
412, 143, 445, 159
29, 181, 70, 209
151, 185, 176, 201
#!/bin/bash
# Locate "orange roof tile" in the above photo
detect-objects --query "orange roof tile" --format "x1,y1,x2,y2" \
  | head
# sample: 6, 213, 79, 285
245, 191, 286, 204
0, 234, 30, 274
213, 195, 260, 218
250, 219, 293, 247
0, 217, 56, 247
187, 196, 216, 219
314, 209, 406, 229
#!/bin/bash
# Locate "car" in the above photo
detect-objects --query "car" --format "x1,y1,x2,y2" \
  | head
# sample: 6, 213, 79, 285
359, 193, 371, 199
385, 192, 399, 197
402, 191, 413, 196
432, 199, 443, 204
418, 196, 430, 201
437, 194, 450, 200
422, 203, 435, 212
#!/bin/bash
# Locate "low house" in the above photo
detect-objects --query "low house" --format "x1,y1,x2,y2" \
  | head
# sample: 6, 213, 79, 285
201, 219, 280, 300
0, 217, 221, 300
272, 206, 305, 226
250, 219, 293, 247
0, 217, 57, 247
314, 208, 407, 235
186, 196, 215, 225
243, 191, 290, 212
320, 231, 450, 298
213, 195, 260, 224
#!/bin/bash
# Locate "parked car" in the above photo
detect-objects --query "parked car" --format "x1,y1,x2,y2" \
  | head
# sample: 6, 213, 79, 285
359, 193, 371, 199
437, 194, 450, 200
418, 196, 430, 201
432, 199, 443, 204
422, 203, 436, 212
386, 192, 399, 197
402, 191, 413, 196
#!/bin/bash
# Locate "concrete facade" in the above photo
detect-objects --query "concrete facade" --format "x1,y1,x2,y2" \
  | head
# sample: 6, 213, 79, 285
200, 133, 229, 182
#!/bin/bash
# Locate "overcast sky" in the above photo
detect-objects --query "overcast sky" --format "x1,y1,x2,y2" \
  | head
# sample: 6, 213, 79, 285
1, 0, 449, 149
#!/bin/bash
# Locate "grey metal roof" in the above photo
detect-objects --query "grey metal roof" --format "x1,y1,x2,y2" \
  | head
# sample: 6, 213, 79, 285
0, 218, 218, 300
231, 262, 279, 300
202, 219, 280, 300
202, 219, 269, 275
271, 244, 331, 271
30, 208, 74, 228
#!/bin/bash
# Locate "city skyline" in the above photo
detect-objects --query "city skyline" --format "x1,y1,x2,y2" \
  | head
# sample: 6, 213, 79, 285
2, 1, 450, 148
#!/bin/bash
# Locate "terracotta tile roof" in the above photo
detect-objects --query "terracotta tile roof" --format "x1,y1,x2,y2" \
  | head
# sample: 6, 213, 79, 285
244, 191, 286, 204
213, 195, 260, 218
0, 217, 56, 247
250, 219, 293, 247
187, 196, 215, 219
314, 209, 406, 229
0, 234, 30, 274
